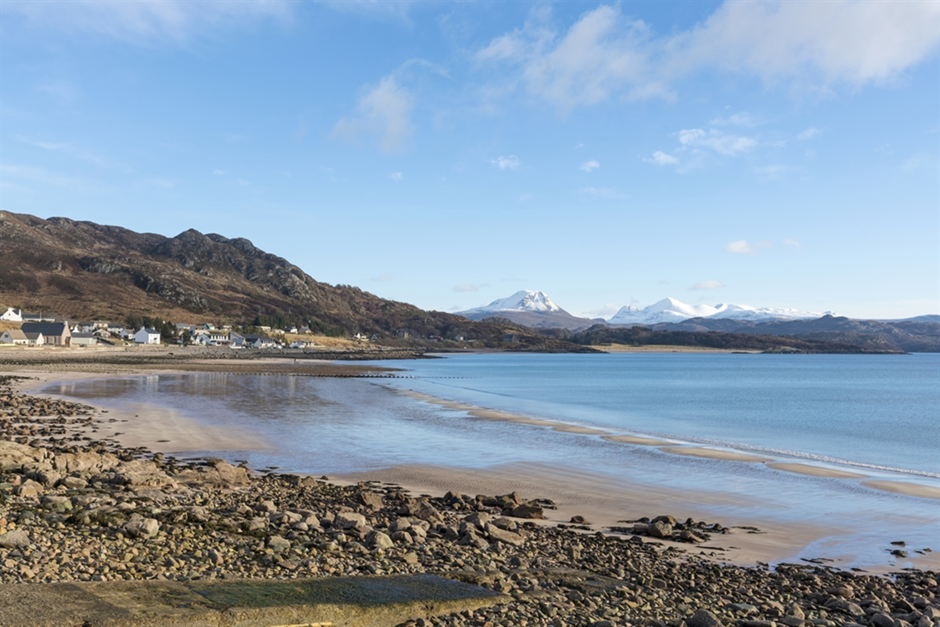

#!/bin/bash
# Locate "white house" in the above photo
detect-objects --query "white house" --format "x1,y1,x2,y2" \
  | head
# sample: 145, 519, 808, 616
0, 308, 22, 322
134, 327, 161, 345
0, 329, 28, 345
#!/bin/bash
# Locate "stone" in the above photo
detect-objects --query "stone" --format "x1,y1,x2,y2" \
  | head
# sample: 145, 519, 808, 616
870, 614, 897, 627
358, 491, 384, 511
267, 536, 291, 552
124, 516, 161, 539
688, 609, 723, 627
335, 511, 367, 529
463, 512, 491, 530
367, 530, 394, 550
0, 529, 31, 549
0, 440, 43, 471
389, 518, 412, 533
14, 479, 44, 498
483, 523, 526, 546
41, 495, 73, 512
647, 520, 673, 539
510, 502, 544, 519
59, 476, 88, 490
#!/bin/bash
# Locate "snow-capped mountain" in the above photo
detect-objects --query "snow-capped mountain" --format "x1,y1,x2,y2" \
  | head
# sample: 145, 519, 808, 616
457, 290, 599, 330
462, 290, 563, 315
608, 297, 823, 325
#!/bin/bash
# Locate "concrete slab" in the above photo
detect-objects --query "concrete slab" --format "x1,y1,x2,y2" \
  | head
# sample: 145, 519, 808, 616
0, 574, 507, 627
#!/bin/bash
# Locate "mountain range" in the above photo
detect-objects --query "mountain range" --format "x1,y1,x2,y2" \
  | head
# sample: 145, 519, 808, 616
459, 290, 940, 352
0, 212, 586, 352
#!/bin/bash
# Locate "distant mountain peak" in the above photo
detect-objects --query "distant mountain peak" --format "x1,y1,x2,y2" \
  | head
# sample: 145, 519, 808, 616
609, 297, 823, 325
462, 290, 563, 314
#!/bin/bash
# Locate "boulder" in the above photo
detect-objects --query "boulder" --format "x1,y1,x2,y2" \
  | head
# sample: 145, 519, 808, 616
14, 479, 44, 498
124, 516, 161, 539
267, 536, 291, 552
366, 530, 394, 549
0, 529, 31, 549
647, 520, 674, 539
510, 502, 544, 519
484, 523, 526, 546
0, 441, 43, 471
688, 609, 723, 627
334, 511, 367, 529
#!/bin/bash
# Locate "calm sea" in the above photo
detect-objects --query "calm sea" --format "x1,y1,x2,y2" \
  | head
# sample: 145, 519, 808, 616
41, 352, 940, 567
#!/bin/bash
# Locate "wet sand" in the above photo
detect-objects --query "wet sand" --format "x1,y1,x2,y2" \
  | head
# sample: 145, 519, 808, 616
9, 366, 940, 573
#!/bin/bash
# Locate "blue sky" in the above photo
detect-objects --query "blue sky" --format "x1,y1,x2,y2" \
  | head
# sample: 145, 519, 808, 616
1, 1, 938, 319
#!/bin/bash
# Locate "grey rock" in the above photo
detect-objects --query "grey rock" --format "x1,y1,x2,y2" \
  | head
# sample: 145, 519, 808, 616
648, 520, 674, 539
688, 609, 723, 627
123, 516, 160, 539
267, 535, 291, 552
334, 511, 367, 529
510, 502, 544, 519
0, 529, 31, 549
366, 530, 393, 550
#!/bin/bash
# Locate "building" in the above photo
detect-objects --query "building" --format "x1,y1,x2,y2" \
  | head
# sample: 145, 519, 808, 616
23, 332, 45, 346
20, 322, 71, 346
0, 308, 22, 322
0, 329, 28, 345
133, 327, 161, 345
70, 332, 98, 347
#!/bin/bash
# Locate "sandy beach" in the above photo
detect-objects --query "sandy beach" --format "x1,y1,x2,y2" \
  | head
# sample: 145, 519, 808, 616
3, 353, 938, 576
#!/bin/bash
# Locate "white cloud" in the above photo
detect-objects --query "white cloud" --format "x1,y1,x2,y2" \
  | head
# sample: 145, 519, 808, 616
725, 239, 756, 254
689, 281, 725, 290
582, 303, 619, 318
492, 155, 521, 170
476, 5, 664, 114
709, 112, 757, 127
580, 160, 600, 172
671, 0, 940, 87
691, 280, 724, 291
2, 0, 292, 43
477, 2, 940, 112
644, 151, 679, 166
371, 273, 394, 282
576, 186, 624, 199
453, 284, 482, 293
212, 169, 227, 175
783, 238, 802, 249
332, 76, 413, 153
389, 172, 403, 182
797, 127, 820, 141
676, 128, 757, 156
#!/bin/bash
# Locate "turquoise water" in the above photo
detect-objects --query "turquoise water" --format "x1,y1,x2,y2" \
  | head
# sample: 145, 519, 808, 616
375, 352, 940, 478
40, 352, 940, 568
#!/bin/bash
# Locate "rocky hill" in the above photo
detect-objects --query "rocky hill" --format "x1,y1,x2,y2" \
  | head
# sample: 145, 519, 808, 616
658, 315, 940, 353
0, 212, 587, 351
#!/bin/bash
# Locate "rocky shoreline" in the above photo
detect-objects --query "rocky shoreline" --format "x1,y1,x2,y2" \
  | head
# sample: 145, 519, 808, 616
0, 375, 936, 627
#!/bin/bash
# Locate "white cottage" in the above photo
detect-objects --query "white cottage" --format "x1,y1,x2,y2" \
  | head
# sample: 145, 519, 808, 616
0, 308, 23, 322
133, 327, 161, 345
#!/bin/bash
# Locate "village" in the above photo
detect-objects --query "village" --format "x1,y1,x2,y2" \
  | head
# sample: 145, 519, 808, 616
0, 306, 357, 349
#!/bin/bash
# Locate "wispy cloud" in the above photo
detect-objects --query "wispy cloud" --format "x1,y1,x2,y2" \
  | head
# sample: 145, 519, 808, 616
797, 127, 820, 141
783, 238, 802, 249
0, 163, 87, 189
725, 239, 756, 254
691, 280, 724, 291
492, 155, 520, 170
371, 273, 394, 282
576, 186, 624, 199
17, 136, 108, 167
709, 112, 758, 127
676, 128, 757, 156
2, 1, 292, 44
332, 75, 413, 153
212, 169, 227, 175
453, 284, 486, 293
389, 171, 403, 182
644, 151, 679, 166
579, 160, 600, 173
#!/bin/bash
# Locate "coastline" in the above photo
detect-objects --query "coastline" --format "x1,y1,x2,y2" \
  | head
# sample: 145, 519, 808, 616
4, 356, 938, 575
